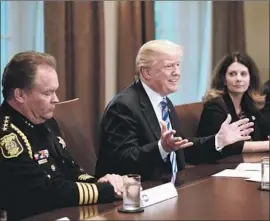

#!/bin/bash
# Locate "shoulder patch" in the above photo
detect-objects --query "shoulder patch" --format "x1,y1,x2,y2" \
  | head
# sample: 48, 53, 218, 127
0, 133, 23, 159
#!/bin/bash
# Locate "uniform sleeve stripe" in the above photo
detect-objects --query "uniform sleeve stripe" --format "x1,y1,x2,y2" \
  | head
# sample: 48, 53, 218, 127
76, 182, 84, 205
88, 183, 94, 204
85, 183, 93, 204
81, 183, 89, 205
91, 184, 99, 204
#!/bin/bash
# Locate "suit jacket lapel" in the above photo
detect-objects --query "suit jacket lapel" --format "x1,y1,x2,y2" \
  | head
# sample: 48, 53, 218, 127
166, 98, 186, 168
135, 80, 161, 140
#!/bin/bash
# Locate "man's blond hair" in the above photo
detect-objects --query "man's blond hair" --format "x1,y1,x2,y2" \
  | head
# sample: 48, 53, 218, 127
135, 40, 183, 76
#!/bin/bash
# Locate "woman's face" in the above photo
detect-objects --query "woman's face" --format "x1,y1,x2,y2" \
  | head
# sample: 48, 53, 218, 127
224, 61, 250, 96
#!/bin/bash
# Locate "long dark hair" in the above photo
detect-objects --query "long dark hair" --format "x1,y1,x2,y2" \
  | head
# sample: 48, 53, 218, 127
204, 52, 265, 109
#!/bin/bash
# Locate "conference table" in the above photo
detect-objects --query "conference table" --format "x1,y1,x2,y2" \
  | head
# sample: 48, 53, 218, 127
24, 153, 269, 220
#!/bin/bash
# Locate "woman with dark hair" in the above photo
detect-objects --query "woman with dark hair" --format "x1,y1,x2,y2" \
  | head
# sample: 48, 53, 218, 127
197, 52, 269, 161
261, 79, 270, 128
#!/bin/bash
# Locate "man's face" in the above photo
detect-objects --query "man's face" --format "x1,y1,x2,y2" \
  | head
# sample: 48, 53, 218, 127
147, 54, 181, 96
22, 66, 59, 124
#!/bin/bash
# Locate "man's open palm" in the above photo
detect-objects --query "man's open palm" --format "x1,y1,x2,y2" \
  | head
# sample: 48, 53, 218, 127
216, 114, 254, 147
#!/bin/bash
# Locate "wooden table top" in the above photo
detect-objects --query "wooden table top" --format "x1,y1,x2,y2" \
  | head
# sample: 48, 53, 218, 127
22, 153, 269, 221
87, 178, 269, 220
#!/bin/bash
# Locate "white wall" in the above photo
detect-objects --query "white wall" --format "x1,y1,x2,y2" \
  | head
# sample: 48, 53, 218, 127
244, 1, 269, 83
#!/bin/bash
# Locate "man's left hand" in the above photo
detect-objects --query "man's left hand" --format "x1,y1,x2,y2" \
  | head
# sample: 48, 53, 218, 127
98, 174, 123, 199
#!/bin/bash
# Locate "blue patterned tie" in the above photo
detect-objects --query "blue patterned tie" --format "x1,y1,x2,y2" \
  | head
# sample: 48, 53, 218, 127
160, 97, 178, 173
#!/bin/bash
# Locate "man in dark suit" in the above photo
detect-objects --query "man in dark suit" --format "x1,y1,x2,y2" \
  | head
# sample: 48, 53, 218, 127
0, 51, 123, 220
95, 40, 254, 181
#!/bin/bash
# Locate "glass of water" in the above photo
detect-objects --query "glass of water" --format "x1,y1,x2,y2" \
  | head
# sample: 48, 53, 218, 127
122, 174, 141, 211
261, 157, 269, 190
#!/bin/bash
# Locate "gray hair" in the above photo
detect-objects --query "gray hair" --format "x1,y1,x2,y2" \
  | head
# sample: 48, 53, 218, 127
135, 40, 183, 76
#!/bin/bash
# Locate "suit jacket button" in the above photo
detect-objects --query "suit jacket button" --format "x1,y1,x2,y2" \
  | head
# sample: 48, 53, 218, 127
47, 174, 51, 179
51, 165, 56, 171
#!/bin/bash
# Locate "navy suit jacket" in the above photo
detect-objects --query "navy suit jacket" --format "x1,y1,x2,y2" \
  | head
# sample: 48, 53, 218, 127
95, 79, 215, 181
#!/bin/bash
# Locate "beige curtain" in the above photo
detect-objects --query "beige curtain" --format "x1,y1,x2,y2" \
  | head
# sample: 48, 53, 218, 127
212, 1, 246, 68
44, 1, 105, 155
117, 0, 155, 91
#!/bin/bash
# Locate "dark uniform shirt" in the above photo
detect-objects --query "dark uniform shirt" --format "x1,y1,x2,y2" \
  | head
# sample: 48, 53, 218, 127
0, 101, 115, 220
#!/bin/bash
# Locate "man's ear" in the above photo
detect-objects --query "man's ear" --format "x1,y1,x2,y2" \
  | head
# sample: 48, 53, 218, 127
14, 88, 26, 103
141, 67, 151, 80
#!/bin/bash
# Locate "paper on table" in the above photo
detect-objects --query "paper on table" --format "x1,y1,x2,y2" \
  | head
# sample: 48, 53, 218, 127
235, 163, 261, 171
140, 182, 178, 208
245, 173, 262, 182
55, 217, 70, 221
246, 168, 269, 183
212, 169, 259, 178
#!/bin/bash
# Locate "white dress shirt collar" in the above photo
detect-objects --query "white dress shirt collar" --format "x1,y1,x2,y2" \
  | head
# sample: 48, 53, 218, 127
141, 80, 164, 108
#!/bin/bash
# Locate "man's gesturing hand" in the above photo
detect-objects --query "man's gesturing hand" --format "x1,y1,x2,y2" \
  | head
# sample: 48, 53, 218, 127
216, 114, 254, 147
160, 121, 193, 153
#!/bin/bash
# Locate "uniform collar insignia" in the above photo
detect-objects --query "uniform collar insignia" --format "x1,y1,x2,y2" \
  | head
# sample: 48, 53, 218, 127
24, 120, 34, 128
58, 136, 66, 149
1, 116, 10, 132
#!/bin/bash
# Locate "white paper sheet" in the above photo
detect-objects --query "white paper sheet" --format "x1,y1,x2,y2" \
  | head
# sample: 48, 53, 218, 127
212, 169, 259, 178
55, 218, 70, 221
235, 163, 261, 171
245, 173, 262, 182
140, 182, 178, 208
246, 168, 269, 183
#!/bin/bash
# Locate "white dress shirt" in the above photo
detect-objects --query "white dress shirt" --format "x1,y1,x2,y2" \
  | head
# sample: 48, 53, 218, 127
141, 80, 223, 161
141, 81, 171, 161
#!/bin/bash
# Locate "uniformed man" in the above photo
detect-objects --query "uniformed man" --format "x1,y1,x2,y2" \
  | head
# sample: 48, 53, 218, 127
0, 51, 123, 220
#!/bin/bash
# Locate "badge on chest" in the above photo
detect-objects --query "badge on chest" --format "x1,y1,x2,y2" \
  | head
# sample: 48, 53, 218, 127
34, 149, 49, 164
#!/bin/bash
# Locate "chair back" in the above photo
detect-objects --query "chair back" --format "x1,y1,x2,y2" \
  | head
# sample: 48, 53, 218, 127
54, 98, 97, 174
174, 102, 203, 138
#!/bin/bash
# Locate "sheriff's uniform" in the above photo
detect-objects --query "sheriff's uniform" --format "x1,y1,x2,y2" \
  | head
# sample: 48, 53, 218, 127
0, 101, 115, 220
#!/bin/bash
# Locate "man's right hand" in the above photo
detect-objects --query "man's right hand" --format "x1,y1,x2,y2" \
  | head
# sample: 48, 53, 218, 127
160, 121, 193, 152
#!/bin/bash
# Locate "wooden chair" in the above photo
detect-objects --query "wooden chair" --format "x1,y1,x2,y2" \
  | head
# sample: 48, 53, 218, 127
174, 102, 203, 138
54, 98, 97, 175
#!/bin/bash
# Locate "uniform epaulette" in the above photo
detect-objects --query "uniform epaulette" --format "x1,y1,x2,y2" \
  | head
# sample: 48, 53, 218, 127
78, 174, 95, 181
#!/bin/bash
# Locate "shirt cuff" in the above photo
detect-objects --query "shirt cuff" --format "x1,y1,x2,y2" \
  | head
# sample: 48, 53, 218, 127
215, 135, 224, 152
158, 140, 169, 161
